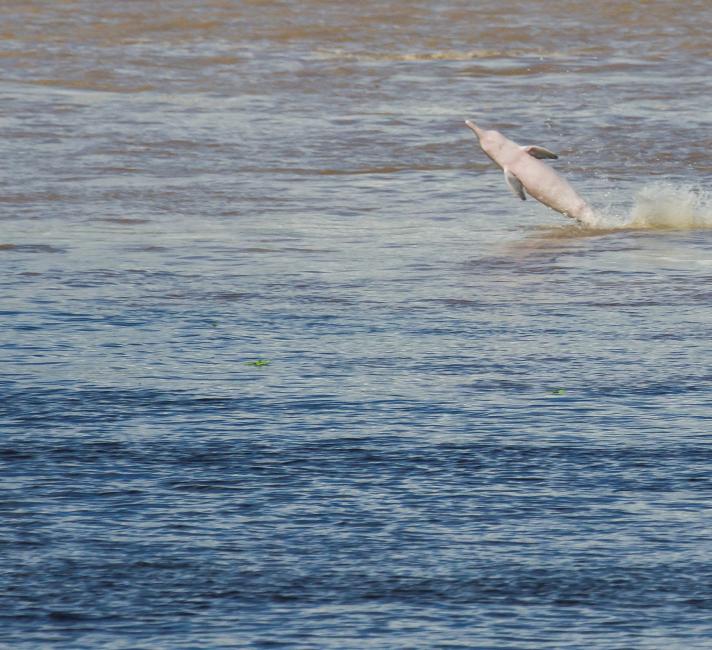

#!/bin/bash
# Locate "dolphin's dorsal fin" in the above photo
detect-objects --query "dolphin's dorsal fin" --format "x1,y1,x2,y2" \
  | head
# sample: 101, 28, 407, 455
522, 145, 558, 160
504, 169, 526, 200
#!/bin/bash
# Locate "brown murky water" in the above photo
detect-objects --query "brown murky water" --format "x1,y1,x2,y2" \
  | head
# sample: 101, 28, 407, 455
2, 2, 712, 648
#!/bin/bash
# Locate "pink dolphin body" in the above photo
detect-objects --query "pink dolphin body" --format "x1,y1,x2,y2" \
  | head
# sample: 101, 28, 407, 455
465, 120, 596, 226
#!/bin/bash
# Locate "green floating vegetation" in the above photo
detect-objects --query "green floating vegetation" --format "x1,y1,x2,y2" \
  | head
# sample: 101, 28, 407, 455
245, 359, 271, 367
548, 388, 566, 395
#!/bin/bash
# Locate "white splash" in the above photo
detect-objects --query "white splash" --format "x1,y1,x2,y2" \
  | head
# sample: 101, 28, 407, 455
577, 183, 712, 231
627, 183, 712, 230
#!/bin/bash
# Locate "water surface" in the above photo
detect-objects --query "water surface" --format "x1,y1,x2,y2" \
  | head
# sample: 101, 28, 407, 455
2, 1, 712, 648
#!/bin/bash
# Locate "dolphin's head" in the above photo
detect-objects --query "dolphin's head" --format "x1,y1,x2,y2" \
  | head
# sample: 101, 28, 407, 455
465, 119, 506, 162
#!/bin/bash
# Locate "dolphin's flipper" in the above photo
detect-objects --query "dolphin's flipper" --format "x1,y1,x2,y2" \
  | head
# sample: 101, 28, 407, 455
504, 169, 526, 200
522, 145, 558, 160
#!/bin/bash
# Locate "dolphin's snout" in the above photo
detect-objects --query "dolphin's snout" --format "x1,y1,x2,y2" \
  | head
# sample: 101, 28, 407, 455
465, 119, 481, 137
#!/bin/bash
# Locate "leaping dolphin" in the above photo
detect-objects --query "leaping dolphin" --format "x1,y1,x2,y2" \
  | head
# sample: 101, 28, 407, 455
465, 119, 597, 227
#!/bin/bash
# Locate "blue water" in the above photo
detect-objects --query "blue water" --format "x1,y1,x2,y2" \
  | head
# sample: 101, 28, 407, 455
2, 1, 712, 648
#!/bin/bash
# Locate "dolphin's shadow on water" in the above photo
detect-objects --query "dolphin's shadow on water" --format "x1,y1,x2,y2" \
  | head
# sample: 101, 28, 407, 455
504, 222, 643, 261
530, 223, 630, 240
493, 216, 712, 274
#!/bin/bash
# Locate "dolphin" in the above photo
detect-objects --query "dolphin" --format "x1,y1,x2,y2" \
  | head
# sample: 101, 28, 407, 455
465, 119, 597, 226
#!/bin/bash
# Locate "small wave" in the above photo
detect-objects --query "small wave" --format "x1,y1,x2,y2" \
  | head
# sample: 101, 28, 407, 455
314, 48, 566, 63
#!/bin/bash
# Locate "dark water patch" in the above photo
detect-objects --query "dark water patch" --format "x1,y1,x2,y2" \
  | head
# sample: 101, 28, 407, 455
32, 78, 157, 93
93, 217, 151, 225
237, 247, 281, 254
204, 290, 257, 302
124, 244, 168, 252
56, 268, 188, 288
47, 610, 92, 622
0, 447, 36, 461
0, 192, 69, 206
0, 243, 65, 253
0, 384, 313, 432
591, 380, 709, 398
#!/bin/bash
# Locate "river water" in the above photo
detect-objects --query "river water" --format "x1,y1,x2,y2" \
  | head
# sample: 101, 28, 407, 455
2, 1, 711, 648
